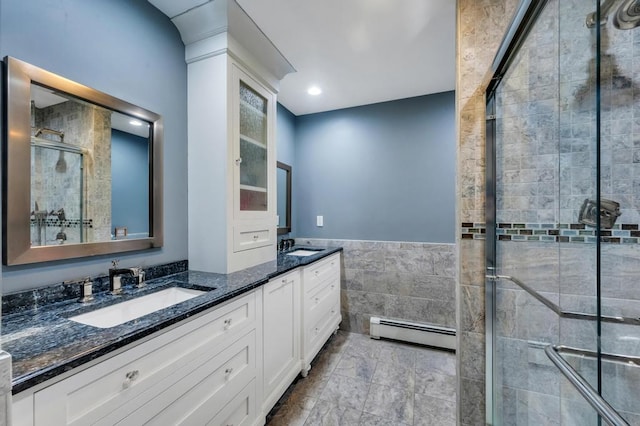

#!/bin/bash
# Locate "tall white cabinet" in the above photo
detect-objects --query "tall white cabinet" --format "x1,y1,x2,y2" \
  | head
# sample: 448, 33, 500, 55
165, 0, 293, 273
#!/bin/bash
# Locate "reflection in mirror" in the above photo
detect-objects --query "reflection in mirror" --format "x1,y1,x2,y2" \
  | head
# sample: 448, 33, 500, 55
29, 85, 151, 247
4, 56, 163, 265
277, 161, 291, 235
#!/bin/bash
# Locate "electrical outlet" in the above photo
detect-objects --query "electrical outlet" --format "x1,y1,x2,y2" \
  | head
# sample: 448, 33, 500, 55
317, 215, 324, 227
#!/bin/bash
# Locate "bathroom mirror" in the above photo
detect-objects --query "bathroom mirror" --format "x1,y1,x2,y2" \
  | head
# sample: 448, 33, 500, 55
3, 56, 163, 265
277, 161, 291, 235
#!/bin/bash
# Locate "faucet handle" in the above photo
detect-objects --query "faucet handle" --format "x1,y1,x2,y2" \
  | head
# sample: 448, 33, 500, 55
136, 269, 146, 288
64, 277, 94, 303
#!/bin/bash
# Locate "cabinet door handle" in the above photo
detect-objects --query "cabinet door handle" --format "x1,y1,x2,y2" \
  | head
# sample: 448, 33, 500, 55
253, 235, 259, 240
224, 318, 233, 330
225, 367, 234, 379
122, 370, 139, 389
235, 158, 242, 165
277, 279, 289, 290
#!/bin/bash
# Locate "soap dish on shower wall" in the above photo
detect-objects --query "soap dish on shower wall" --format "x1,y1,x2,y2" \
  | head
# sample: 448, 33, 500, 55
578, 198, 621, 229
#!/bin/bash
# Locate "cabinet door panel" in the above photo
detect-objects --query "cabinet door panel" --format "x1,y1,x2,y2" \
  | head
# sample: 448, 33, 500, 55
263, 271, 300, 408
233, 64, 275, 219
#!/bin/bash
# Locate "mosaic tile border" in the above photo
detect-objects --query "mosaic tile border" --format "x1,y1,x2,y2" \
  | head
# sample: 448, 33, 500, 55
461, 223, 640, 244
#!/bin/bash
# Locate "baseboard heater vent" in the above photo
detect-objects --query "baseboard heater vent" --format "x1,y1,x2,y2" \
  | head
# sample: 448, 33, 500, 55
369, 317, 456, 351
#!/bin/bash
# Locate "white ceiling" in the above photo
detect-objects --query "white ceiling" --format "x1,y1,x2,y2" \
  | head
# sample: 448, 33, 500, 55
236, 0, 456, 116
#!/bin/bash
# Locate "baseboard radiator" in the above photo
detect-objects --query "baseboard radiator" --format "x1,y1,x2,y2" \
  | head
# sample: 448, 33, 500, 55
369, 317, 456, 351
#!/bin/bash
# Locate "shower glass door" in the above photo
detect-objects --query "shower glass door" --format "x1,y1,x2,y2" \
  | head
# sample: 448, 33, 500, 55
31, 143, 84, 246
487, 0, 640, 424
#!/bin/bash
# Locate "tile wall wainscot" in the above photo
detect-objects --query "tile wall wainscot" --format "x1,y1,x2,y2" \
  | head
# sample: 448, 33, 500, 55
456, 0, 520, 424
296, 239, 456, 334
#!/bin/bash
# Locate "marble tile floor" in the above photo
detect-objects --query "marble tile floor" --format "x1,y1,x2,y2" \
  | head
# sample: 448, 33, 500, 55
266, 331, 457, 426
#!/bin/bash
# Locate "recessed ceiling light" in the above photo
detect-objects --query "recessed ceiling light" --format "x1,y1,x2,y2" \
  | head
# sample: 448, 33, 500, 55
307, 86, 322, 96
129, 119, 143, 126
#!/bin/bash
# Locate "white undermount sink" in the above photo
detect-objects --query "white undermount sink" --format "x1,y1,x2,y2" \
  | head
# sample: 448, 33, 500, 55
69, 287, 206, 328
286, 249, 321, 257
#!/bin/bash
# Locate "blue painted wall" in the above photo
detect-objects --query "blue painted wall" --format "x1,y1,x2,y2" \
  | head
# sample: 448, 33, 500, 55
293, 92, 456, 243
0, 0, 188, 293
276, 103, 297, 236
111, 130, 149, 236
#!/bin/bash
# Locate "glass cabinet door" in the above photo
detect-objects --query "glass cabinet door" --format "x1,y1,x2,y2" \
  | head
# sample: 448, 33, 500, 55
238, 80, 268, 212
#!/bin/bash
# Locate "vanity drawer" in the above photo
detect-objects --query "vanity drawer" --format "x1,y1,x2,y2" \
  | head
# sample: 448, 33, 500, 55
124, 331, 256, 425
33, 292, 256, 426
305, 301, 340, 351
208, 379, 256, 426
305, 279, 339, 326
233, 223, 273, 252
303, 253, 340, 294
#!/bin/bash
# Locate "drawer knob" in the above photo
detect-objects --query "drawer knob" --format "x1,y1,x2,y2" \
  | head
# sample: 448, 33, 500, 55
224, 318, 233, 330
315, 270, 319, 275
225, 367, 234, 379
315, 297, 319, 303
122, 370, 139, 389
253, 235, 259, 239
315, 327, 319, 334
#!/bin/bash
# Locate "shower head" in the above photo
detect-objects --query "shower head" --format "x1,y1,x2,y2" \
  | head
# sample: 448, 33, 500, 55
586, 0, 640, 29
55, 150, 67, 173
613, 0, 640, 29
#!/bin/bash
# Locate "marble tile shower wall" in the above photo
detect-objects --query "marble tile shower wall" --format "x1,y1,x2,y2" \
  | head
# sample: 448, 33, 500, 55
456, 0, 519, 424
37, 101, 112, 242
497, 0, 640, 226
495, 242, 640, 423
296, 239, 456, 334
489, 1, 640, 423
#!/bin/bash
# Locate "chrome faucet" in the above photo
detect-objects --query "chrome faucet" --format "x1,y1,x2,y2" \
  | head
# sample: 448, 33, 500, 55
109, 260, 145, 294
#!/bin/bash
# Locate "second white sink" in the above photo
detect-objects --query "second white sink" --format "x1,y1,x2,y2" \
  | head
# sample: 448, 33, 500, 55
69, 287, 206, 328
286, 249, 321, 257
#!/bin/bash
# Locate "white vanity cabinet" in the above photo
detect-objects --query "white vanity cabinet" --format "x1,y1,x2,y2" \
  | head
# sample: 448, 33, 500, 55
262, 269, 301, 414
26, 291, 260, 426
301, 253, 342, 376
12, 252, 343, 426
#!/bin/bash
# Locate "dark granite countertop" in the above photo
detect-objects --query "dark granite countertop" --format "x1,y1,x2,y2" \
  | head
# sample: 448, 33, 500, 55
2, 246, 342, 394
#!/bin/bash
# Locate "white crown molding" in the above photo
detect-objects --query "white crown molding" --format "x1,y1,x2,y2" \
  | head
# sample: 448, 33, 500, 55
149, 0, 295, 85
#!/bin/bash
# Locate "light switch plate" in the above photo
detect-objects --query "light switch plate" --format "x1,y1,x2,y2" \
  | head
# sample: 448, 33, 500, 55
317, 215, 324, 227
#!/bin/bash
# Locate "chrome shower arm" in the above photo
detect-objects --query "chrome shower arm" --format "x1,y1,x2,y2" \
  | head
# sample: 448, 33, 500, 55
34, 127, 65, 142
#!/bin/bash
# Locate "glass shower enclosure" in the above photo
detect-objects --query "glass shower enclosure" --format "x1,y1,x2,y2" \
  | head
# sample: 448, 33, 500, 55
486, 0, 640, 424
